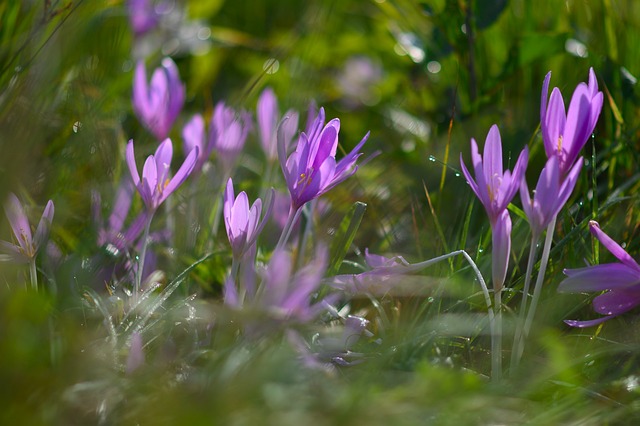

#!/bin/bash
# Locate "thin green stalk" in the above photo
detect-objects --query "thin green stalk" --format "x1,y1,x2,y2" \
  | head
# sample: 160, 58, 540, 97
29, 258, 38, 291
135, 212, 154, 302
518, 216, 556, 361
510, 234, 540, 370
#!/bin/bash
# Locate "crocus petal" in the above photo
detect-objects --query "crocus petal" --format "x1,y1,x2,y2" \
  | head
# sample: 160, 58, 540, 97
491, 210, 511, 291
543, 88, 566, 159
482, 125, 504, 182
561, 86, 591, 168
564, 316, 614, 328
0, 240, 29, 263
469, 138, 492, 212
183, 114, 205, 158
161, 147, 198, 204
559, 263, 640, 292
5, 193, 33, 253
33, 200, 54, 252
540, 71, 551, 139
592, 287, 640, 315
589, 221, 640, 272
258, 87, 278, 157
126, 140, 141, 187
223, 178, 235, 235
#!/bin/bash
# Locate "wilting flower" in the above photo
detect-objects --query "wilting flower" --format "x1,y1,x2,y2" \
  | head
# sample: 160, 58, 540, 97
257, 88, 299, 161
460, 124, 527, 288
211, 102, 251, 172
127, 0, 159, 35
223, 178, 273, 259
520, 155, 583, 237
126, 138, 198, 211
132, 58, 185, 140
559, 221, 640, 327
278, 107, 369, 210
1, 193, 54, 264
540, 68, 603, 175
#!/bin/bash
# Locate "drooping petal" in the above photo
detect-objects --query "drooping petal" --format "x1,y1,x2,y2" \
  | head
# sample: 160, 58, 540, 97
589, 221, 640, 272
564, 316, 614, 328
559, 263, 640, 292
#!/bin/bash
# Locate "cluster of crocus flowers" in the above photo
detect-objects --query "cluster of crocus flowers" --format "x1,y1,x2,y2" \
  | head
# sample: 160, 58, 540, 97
460, 124, 528, 289
132, 58, 185, 141
126, 138, 198, 212
225, 247, 337, 324
559, 221, 640, 327
279, 107, 370, 211
1, 193, 54, 264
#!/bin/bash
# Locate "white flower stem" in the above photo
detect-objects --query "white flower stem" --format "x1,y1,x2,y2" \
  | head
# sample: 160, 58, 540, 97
518, 216, 556, 362
492, 287, 502, 382
275, 205, 302, 251
510, 233, 539, 370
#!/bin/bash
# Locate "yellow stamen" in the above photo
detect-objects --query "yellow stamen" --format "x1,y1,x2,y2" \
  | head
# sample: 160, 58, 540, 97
557, 135, 563, 154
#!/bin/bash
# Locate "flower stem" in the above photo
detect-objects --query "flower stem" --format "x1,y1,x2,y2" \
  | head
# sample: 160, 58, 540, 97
519, 216, 556, 362
510, 233, 539, 370
275, 205, 302, 251
29, 258, 38, 291
492, 287, 502, 382
135, 212, 154, 302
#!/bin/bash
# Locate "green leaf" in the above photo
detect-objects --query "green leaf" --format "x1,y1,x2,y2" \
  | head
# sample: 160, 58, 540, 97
327, 201, 367, 276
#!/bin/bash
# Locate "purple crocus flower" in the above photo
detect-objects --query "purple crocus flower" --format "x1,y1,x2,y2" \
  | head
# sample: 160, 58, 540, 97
132, 58, 185, 141
460, 124, 528, 288
223, 178, 273, 260
520, 155, 583, 237
182, 113, 217, 176
257, 88, 299, 161
211, 102, 251, 172
127, 0, 159, 35
540, 68, 603, 175
126, 138, 198, 211
1, 194, 54, 264
460, 125, 529, 224
278, 107, 369, 210
559, 221, 640, 327
256, 247, 336, 322
92, 181, 148, 253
